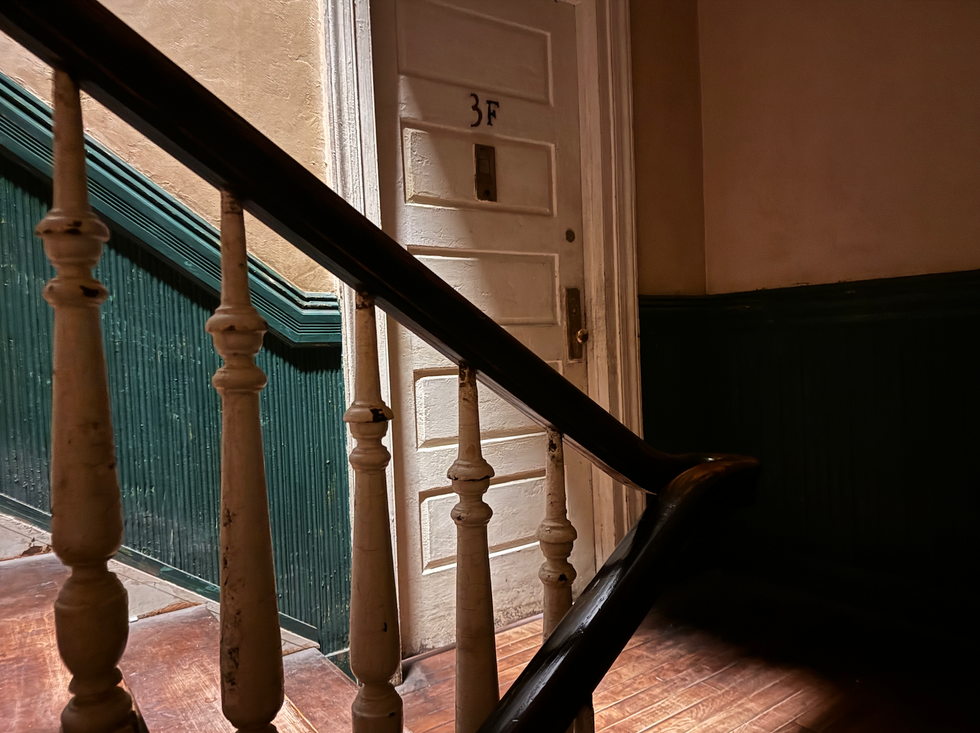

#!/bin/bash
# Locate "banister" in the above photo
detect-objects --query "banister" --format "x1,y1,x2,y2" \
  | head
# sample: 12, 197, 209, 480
477, 455, 761, 733
0, 0, 702, 492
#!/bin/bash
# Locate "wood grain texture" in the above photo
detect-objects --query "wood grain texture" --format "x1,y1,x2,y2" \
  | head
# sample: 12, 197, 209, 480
0, 554, 71, 733
398, 603, 977, 733
4, 550, 973, 733
282, 648, 360, 733
120, 605, 314, 733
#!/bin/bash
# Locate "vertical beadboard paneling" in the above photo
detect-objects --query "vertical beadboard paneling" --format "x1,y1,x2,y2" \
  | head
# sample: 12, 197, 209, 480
0, 170, 53, 513
639, 277, 980, 619
0, 156, 351, 653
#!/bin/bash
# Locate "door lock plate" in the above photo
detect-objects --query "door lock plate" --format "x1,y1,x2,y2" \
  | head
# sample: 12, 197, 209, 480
565, 288, 585, 361
475, 144, 497, 202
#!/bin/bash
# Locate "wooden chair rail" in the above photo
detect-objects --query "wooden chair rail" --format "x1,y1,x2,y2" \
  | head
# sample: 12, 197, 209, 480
0, 0, 703, 494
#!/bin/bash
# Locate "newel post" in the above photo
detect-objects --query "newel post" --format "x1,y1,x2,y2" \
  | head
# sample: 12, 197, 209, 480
206, 191, 284, 733
537, 430, 594, 733
345, 292, 403, 733
450, 365, 499, 733
38, 69, 138, 733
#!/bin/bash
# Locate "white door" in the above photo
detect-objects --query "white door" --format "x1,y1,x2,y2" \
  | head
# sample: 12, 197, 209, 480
371, 0, 595, 655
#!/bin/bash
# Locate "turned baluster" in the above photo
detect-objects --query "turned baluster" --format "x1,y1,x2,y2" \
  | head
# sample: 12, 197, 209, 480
345, 293, 403, 733
206, 191, 284, 733
450, 365, 499, 733
538, 430, 594, 733
37, 69, 138, 733
538, 429, 577, 637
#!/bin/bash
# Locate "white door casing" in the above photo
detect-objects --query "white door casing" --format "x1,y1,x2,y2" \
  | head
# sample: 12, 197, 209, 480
371, 0, 598, 655
324, 0, 642, 658
575, 0, 647, 564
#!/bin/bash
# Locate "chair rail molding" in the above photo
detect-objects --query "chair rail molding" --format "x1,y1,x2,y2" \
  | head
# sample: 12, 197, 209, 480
0, 70, 341, 347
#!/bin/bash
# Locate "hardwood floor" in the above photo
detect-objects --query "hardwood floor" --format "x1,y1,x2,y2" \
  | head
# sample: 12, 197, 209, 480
3, 514, 972, 733
398, 579, 976, 733
0, 542, 355, 733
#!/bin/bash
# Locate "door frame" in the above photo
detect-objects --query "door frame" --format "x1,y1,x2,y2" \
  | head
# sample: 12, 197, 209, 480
568, 0, 646, 566
323, 0, 643, 610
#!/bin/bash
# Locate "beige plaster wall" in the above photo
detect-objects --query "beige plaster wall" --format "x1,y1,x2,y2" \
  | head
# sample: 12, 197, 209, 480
0, 0, 337, 293
698, 0, 980, 293
630, 0, 706, 295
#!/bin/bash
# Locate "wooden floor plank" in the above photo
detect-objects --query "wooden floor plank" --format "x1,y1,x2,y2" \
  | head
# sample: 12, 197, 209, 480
425, 722, 455, 733
121, 605, 315, 733
407, 703, 455, 733
599, 660, 766, 733
398, 599, 969, 733
644, 664, 790, 732
282, 648, 364, 733
789, 690, 849, 731
600, 681, 721, 733
398, 617, 543, 696
733, 679, 834, 733
592, 640, 695, 697
683, 671, 808, 733
594, 663, 725, 731
0, 554, 71, 733
594, 637, 739, 712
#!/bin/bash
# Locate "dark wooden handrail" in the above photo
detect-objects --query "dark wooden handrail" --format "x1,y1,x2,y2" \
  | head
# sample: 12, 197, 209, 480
478, 455, 761, 733
0, 0, 704, 492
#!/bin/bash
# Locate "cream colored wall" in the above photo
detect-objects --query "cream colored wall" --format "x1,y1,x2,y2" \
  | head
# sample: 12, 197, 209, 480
0, 0, 337, 294
632, 0, 980, 295
699, 0, 980, 293
630, 0, 706, 296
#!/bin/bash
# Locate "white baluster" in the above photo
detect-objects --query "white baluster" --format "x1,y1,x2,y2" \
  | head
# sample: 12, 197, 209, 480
538, 430, 594, 733
206, 191, 284, 733
37, 69, 138, 733
345, 292, 403, 733
449, 365, 499, 733
538, 429, 577, 638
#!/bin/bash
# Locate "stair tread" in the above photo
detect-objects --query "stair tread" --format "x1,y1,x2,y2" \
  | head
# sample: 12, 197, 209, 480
122, 604, 317, 733
0, 553, 71, 733
283, 649, 358, 733
1, 548, 363, 733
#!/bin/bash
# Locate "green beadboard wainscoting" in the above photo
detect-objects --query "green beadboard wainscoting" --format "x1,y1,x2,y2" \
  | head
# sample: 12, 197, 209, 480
0, 74, 351, 656
640, 273, 980, 624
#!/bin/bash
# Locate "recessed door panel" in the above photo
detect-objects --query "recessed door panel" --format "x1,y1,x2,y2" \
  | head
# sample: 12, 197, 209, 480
372, 0, 594, 655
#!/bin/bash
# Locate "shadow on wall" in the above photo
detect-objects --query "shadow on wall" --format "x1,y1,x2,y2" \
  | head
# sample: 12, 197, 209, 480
639, 272, 980, 630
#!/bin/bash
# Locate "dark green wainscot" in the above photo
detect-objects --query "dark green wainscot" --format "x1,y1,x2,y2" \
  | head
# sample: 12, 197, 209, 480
639, 273, 980, 629
0, 72, 351, 656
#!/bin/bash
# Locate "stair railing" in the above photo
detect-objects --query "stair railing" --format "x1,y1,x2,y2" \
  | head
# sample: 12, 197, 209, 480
0, 3, 760, 733
345, 293, 403, 732
206, 190, 285, 733
34, 67, 139, 733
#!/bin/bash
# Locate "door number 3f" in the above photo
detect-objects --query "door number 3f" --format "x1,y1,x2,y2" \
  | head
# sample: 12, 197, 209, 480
470, 93, 499, 127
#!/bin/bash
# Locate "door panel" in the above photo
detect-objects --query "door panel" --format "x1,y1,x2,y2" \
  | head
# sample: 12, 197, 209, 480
372, 0, 594, 655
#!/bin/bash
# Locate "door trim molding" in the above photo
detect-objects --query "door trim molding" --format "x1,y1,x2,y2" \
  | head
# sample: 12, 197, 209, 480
324, 0, 643, 589
576, 0, 645, 566
323, 0, 404, 664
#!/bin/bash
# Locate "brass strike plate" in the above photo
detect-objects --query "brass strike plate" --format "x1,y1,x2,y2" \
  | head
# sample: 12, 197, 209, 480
565, 287, 586, 361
